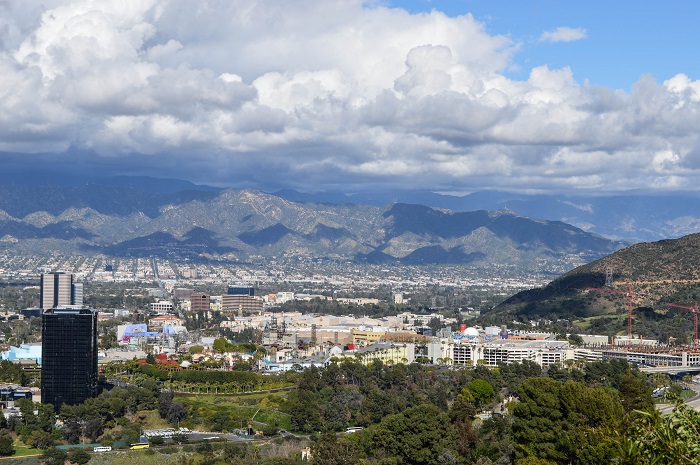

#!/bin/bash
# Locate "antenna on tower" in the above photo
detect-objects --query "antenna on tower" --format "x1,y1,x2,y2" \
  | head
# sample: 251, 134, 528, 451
605, 267, 614, 287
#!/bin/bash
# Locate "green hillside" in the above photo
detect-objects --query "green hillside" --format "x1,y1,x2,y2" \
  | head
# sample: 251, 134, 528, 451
481, 233, 700, 342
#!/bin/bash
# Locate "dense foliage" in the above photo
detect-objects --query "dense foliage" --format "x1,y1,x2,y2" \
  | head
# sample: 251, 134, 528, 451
281, 358, 690, 465
0, 356, 697, 464
139, 364, 262, 386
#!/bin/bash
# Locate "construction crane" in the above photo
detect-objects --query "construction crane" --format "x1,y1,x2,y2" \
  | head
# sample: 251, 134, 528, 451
589, 284, 642, 341
667, 301, 699, 350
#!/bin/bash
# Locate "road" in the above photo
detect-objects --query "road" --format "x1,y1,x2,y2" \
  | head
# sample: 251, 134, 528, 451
657, 381, 700, 414
187, 431, 254, 442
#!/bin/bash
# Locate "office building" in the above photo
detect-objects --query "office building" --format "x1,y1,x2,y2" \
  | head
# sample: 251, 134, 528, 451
149, 300, 174, 314
71, 283, 83, 307
190, 293, 210, 313
41, 308, 98, 406
40, 272, 83, 309
173, 288, 195, 300
228, 286, 255, 296
222, 294, 263, 316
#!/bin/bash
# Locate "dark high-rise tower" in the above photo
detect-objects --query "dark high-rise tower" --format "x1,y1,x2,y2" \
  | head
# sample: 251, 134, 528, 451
41, 308, 98, 406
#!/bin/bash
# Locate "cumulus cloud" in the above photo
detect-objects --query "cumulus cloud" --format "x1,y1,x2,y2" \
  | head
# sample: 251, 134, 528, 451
0, 1, 699, 195
539, 27, 587, 43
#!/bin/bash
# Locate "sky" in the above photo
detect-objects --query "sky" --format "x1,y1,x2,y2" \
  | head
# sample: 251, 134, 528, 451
1, 0, 700, 195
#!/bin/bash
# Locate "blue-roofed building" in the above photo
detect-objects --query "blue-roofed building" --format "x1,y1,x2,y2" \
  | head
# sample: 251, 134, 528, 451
1, 343, 42, 365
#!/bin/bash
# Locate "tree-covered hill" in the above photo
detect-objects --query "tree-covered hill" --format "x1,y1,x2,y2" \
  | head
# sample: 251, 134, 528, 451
482, 233, 700, 340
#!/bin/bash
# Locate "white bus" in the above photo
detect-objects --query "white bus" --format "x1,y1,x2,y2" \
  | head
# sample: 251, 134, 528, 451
93, 446, 112, 453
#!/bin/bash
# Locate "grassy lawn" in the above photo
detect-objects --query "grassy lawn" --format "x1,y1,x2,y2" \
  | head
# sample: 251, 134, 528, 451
11, 445, 42, 457
252, 408, 292, 430
180, 392, 292, 430
680, 388, 696, 400
573, 314, 626, 330
137, 410, 172, 429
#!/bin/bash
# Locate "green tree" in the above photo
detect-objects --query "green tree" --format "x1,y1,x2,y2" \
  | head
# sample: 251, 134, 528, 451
618, 372, 654, 414
621, 402, 700, 464
449, 392, 477, 422
512, 377, 565, 463
158, 391, 174, 418
368, 404, 456, 465
0, 431, 14, 456
467, 379, 496, 408
29, 430, 55, 450
0, 360, 27, 385
558, 381, 623, 464
83, 417, 103, 443
166, 401, 187, 426
188, 345, 204, 354
512, 377, 623, 464
61, 419, 82, 444
99, 332, 118, 350
476, 414, 514, 463
288, 389, 322, 433
515, 457, 556, 465
500, 360, 542, 393
212, 337, 234, 353
67, 448, 91, 465
41, 447, 67, 465
36, 403, 55, 432
311, 432, 359, 465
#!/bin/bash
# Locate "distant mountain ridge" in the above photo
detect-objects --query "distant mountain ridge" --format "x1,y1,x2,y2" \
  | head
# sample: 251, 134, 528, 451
3, 175, 699, 242
272, 189, 700, 242
0, 184, 623, 268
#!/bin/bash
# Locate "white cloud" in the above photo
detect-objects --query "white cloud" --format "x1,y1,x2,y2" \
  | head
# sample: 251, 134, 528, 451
0, 1, 699, 194
539, 27, 587, 43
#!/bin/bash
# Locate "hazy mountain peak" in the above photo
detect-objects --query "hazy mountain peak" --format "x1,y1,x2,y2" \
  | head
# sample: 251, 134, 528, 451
22, 211, 55, 227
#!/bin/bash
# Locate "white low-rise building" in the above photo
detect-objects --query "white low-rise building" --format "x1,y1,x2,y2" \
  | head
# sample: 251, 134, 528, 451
426, 338, 572, 368
150, 300, 174, 314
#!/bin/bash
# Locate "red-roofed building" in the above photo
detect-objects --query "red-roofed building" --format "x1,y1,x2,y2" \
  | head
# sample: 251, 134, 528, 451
148, 315, 184, 328
155, 353, 180, 367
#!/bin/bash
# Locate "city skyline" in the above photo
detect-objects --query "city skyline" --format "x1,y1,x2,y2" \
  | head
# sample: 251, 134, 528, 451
1, 1, 699, 195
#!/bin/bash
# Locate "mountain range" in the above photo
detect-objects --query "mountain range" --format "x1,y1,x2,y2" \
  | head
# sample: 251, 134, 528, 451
4, 174, 700, 242
0, 179, 623, 267
272, 189, 700, 243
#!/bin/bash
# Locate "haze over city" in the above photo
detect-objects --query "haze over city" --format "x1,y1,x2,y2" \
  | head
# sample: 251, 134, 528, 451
2, 1, 700, 195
